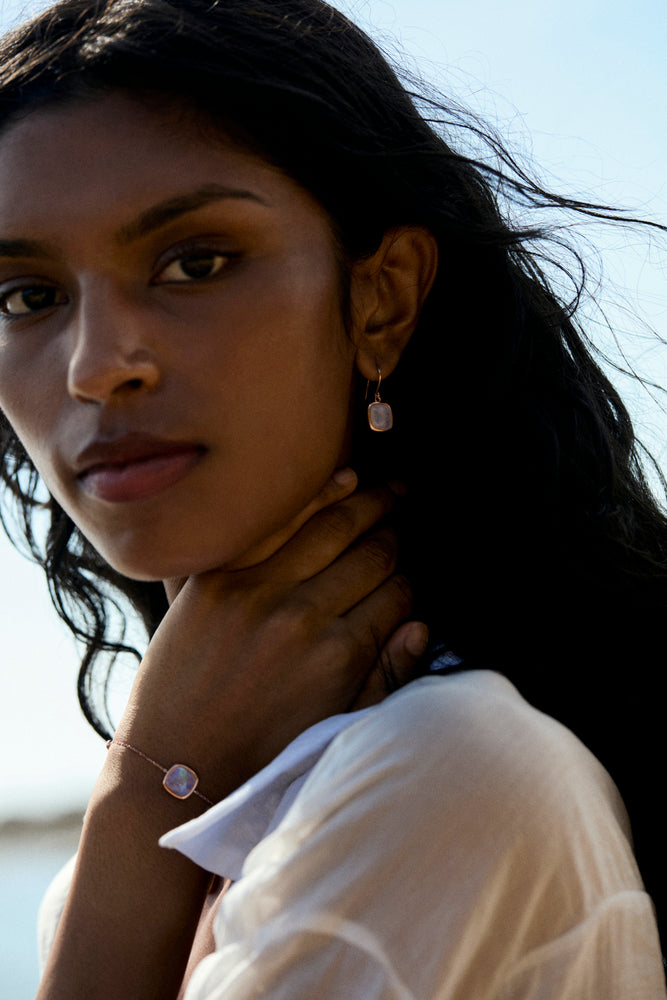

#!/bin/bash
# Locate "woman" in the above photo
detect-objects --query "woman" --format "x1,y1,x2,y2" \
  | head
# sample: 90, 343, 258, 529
0, 0, 664, 995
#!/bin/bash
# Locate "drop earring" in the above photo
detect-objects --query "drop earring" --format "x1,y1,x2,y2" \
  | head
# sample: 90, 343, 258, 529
367, 368, 393, 432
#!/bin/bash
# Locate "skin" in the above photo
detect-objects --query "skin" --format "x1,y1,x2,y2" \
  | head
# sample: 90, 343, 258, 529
0, 96, 362, 580
0, 94, 438, 997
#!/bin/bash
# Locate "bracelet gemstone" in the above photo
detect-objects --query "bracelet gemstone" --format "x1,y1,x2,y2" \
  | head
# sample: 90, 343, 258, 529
106, 738, 213, 805
163, 764, 200, 800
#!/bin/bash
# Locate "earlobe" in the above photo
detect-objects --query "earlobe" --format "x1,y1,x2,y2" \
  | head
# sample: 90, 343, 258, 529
352, 225, 438, 381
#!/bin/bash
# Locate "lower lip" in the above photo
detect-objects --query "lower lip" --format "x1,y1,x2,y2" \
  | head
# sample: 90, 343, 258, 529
79, 448, 204, 503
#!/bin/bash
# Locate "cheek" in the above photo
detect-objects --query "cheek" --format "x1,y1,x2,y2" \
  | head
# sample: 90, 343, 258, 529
0, 357, 54, 463
0, 342, 75, 517
184, 253, 355, 417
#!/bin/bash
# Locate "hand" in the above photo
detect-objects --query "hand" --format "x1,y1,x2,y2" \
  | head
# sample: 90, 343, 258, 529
352, 618, 430, 710
115, 468, 427, 798
39, 470, 428, 1000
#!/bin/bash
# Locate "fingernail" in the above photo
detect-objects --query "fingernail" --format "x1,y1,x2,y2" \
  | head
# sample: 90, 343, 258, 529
405, 622, 429, 658
333, 466, 357, 487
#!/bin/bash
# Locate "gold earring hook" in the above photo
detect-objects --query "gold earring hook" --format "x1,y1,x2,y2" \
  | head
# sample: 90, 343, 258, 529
374, 368, 383, 404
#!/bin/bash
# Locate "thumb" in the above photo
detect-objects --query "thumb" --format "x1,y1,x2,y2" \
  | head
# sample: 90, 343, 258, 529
352, 621, 429, 710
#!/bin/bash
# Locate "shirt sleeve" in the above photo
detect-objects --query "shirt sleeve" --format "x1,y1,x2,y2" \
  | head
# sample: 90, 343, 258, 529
37, 853, 77, 974
183, 673, 666, 1000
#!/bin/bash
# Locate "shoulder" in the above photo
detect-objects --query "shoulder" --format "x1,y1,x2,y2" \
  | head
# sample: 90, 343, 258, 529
310, 670, 630, 839
231, 672, 662, 997
353, 668, 602, 767
286, 671, 645, 928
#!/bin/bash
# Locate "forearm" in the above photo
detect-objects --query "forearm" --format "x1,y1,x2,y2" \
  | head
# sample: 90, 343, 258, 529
37, 751, 214, 1000
35, 480, 420, 998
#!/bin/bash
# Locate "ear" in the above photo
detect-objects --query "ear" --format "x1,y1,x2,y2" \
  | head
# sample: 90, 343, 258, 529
350, 225, 438, 381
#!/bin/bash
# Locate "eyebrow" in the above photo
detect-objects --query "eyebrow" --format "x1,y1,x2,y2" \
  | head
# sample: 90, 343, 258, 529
0, 238, 54, 259
0, 183, 270, 261
115, 183, 270, 246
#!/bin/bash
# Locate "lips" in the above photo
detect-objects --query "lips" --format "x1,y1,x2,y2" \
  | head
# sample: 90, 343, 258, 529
75, 434, 205, 503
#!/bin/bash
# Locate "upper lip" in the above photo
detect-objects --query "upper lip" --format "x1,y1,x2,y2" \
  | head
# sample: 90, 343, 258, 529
74, 433, 204, 476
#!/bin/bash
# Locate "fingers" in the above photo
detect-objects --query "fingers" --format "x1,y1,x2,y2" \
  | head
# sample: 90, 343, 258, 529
264, 465, 365, 563
341, 568, 412, 652
128, 465, 421, 785
197, 467, 401, 601
303, 524, 398, 617
352, 620, 430, 710
276, 466, 360, 542
269, 481, 399, 585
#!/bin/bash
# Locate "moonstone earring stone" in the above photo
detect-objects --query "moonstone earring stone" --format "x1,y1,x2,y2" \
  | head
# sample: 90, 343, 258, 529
368, 401, 393, 431
163, 764, 199, 799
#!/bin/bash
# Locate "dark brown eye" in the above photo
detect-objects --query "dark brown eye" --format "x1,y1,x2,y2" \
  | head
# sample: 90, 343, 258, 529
0, 285, 65, 316
157, 253, 226, 283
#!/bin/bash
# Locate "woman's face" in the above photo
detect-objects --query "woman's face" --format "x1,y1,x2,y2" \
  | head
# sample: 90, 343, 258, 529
0, 95, 359, 580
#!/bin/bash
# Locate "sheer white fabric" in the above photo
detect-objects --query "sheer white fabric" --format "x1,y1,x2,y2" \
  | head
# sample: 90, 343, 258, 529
39, 672, 666, 998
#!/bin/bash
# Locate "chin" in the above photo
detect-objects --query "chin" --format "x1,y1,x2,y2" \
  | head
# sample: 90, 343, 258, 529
81, 502, 301, 582
84, 536, 205, 582
99, 553, 180, 584
90, 532, 262, 583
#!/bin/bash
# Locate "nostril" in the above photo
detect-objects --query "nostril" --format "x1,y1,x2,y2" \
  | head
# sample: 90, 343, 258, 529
67, 350, 161, 402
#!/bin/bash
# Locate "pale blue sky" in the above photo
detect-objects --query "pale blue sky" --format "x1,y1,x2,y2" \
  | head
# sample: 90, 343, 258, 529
0, 0, 665, 820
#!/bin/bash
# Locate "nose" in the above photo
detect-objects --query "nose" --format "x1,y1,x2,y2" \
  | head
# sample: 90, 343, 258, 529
67, 284, 161, 404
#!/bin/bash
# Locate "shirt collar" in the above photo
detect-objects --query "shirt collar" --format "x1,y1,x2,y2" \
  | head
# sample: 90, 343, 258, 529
158, 708, 371, 880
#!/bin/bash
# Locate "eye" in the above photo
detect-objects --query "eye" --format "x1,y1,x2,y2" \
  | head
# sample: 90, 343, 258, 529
0, 284, 67, 317
155, 251, 229, 284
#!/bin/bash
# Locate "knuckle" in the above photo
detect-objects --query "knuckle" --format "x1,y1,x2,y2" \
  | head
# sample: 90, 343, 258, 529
268, 596, 321, 639
320, 502, 357, 540
360, 531, 396, 574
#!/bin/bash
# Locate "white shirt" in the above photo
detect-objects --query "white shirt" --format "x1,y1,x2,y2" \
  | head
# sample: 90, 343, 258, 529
39, 671, 665, 998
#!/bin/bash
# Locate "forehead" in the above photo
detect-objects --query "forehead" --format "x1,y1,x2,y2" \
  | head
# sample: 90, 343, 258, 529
0, 94, 326, 241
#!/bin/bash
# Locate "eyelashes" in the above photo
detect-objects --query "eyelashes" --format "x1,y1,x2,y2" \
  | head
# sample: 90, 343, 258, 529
153, 250, 231, 284
0, 245, 239, 321
0, 283, 67, 317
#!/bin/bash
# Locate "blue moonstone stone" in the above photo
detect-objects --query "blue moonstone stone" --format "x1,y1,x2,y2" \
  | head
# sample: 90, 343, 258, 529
163, 764, 198, 799
368, 402, 393, 431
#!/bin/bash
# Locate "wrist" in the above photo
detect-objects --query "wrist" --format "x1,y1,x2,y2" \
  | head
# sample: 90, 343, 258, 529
38, 758, 214, 1000
106, 738, 215, 806
91, 740, 213, 836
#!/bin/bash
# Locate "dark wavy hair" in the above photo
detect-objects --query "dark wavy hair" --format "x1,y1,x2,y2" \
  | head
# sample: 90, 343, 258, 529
0, 0, 665, 933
